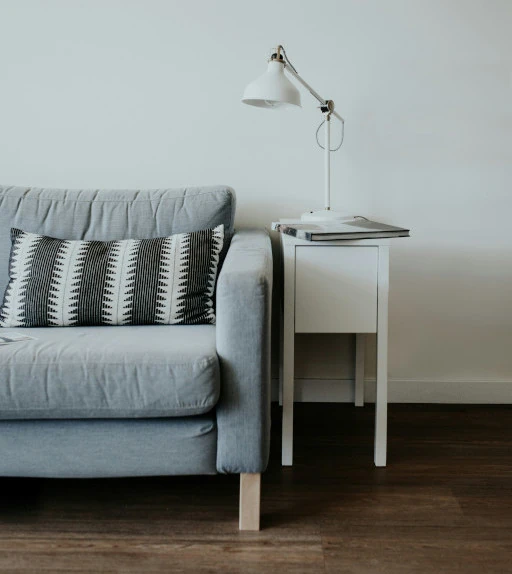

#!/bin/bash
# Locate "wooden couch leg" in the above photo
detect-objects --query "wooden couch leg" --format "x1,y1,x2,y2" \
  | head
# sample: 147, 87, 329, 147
239, 473, 261, 531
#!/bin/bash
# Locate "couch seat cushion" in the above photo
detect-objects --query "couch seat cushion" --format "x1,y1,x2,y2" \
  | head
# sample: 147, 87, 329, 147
0, 325, 219, 419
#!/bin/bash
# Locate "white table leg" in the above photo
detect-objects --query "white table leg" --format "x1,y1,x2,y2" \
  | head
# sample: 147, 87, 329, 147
279, 301, 284, 407
374, 246, 389, 467
281, 237, 296, 466
355, 334, 365, 407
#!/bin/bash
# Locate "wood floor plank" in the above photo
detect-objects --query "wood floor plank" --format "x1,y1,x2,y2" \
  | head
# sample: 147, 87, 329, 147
319, 485, 465, 528
0, 540, 325, 573
322, 526, 492, 574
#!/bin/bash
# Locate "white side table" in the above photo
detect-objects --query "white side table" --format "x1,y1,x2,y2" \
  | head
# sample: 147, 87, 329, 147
278, 226, 391, 467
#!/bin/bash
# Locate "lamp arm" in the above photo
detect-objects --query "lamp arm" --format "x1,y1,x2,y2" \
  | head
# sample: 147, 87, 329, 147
283, 64, 345, 124
274, 45, 344, 212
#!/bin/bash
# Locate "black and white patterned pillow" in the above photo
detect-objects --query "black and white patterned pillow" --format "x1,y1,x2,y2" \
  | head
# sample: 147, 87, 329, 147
0, 226, 224, 327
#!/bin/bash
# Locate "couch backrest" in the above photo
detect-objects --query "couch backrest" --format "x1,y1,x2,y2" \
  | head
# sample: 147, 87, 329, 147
0, 185, 236, 297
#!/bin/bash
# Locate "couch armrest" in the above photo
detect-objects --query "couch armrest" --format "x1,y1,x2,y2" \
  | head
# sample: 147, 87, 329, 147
215, 229, 273, 474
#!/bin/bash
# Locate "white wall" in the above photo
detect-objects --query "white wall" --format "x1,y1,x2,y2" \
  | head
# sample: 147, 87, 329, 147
1, 0, 511, 398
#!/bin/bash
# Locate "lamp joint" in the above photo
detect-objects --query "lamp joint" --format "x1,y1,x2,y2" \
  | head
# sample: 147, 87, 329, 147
270, 55, 285, 63
320, 99, 335, 118
270, 46, 285, 63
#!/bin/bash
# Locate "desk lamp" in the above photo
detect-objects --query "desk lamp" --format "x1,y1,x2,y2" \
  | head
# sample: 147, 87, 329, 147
242, 45, 347, 222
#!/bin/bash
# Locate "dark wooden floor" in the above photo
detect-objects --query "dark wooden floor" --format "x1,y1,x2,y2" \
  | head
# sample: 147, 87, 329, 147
0, 404, 511, 573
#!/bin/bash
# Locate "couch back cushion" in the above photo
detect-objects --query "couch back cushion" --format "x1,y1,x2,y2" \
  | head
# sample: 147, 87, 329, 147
0, 185, 236, 298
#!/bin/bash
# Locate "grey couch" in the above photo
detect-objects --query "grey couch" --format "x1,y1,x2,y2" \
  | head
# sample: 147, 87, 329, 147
0, 185, 272, 530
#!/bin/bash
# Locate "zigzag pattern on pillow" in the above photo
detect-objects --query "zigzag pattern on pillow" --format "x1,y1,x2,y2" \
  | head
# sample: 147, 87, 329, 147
0, 226, 224, 328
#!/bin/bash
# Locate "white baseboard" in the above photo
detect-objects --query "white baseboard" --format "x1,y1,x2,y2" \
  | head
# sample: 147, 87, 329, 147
271, 378, 512, 404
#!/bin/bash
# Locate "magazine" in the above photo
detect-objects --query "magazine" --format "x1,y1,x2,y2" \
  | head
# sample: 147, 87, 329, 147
271, 218, 410, 241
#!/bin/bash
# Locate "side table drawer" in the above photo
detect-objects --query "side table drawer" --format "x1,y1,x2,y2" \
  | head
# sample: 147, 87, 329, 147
295, 246, 378, 333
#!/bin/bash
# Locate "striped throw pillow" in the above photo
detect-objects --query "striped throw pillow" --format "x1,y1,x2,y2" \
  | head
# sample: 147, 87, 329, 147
0, 226, 223, 327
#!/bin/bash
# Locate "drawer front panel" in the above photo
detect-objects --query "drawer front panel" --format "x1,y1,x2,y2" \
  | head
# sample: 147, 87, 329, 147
295, 246, 378, 333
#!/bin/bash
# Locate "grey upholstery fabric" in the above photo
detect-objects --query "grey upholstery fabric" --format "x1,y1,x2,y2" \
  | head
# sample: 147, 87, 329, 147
0, 185, 236, 298
0, 415, 217, 477
215, 229, 273, 474
0, 325, 219, 419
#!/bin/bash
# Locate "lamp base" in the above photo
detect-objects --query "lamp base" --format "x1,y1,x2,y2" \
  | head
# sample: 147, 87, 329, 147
301, 209, 354, 222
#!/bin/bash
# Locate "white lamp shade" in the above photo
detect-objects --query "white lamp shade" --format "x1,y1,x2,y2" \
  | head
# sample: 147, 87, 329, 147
242, 60, 301, 109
